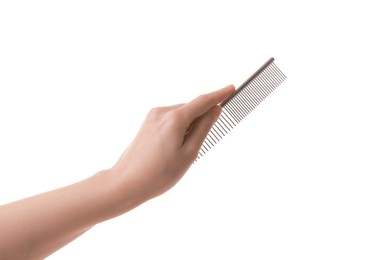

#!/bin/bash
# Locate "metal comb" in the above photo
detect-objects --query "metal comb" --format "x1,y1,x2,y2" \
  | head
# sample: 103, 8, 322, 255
197, 57, 287, 160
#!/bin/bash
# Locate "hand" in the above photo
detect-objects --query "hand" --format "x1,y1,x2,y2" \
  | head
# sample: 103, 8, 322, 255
111, 85, 235, 203
0, 85, 236, 259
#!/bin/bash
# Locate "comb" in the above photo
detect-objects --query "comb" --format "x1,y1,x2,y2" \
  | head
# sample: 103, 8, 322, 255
197, 57, 287, 160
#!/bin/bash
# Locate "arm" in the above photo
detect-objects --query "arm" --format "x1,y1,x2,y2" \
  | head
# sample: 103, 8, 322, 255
0, 85, 235, 260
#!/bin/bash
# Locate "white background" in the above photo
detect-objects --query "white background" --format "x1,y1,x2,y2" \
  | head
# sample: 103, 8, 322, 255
1, 1, 389, 259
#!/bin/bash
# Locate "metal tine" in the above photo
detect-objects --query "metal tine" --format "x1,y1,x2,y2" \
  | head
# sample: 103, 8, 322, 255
262, 67, 279, 90
269, 63, 286, 83
234, 93, 253, 117
233, 93, 252, 117
236, 96, 253, 118
244, 77, 265, 102
265, 66, 283, 87
248, 81, 267, 103
231, 75, 271, 121
262, 67, 279, 86
199, 146, 207, 155
210, 127, 222, 141
230, 95, 248, 117
245, 84, 264, 106
210, 126, 221, 140
235, 88, 256, 112
215, 120, 229, 135
196, 58, 286, 161
220, 111, 235, 128
223, 101, 240, 121
214, 121, 227, 135
241, 86, 260, 109
223, 107, 238, 124
204, 143, 214, 153
255, 74, 275, 95
208, 132, 217, 143
237, 96, 255, 118
257, 69, 276, 92
252, 78, 271, 100
246, 82, 264, 103
253, 73, 273, 94
213, 122, 226, 137
220, 110, 236, 128
201, 127, 222, 155
236, 81, 270, 121
207, 131, 218, 145
270, 63, 287, 80
229, 96, 246, 119
203, 138, 212, 150
224, 103, 241, 123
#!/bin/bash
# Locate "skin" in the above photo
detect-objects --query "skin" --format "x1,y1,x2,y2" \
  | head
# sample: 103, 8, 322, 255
0, 85, 236, 260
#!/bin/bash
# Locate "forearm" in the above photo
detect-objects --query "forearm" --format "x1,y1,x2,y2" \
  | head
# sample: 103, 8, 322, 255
0, 169, 142, 260
0, 85, 235, 260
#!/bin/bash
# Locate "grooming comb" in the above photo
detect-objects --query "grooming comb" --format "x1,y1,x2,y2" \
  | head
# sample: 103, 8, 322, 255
197, 57, 287, 160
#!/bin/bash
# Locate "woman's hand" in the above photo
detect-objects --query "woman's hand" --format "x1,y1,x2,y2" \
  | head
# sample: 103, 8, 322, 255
0, 85, 235, 259
112, 85, 235, 204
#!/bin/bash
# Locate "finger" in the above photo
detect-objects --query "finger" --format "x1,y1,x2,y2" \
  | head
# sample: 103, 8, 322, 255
183, 105, 222, 154
180, 85, 235, 122
147, 103, 185, 119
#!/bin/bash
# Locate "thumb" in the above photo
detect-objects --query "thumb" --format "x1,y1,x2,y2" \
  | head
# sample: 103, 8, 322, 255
183, 105, 221, 154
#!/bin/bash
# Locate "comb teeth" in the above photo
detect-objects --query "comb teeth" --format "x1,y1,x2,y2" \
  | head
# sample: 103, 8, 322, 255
197, 57, 287, 160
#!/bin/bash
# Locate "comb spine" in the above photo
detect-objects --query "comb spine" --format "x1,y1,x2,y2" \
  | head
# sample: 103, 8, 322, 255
220, 57, 275, 107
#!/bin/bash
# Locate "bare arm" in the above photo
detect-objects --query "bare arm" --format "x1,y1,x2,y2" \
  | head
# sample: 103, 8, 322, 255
0, 85, 235, 259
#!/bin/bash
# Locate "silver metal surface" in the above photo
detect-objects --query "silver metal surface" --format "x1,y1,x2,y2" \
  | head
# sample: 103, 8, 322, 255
197, 57, 287, 160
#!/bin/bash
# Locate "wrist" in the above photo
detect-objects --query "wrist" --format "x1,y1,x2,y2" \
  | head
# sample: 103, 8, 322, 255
100, 166, 148, 218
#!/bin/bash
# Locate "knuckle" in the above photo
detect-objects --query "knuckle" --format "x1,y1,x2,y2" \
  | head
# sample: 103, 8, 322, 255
161, 113, 187, 137
165, 110, 185, 128
147, 107, 162, 118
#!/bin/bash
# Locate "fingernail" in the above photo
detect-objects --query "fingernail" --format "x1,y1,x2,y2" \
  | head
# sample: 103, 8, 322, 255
225, 84, 235, 90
